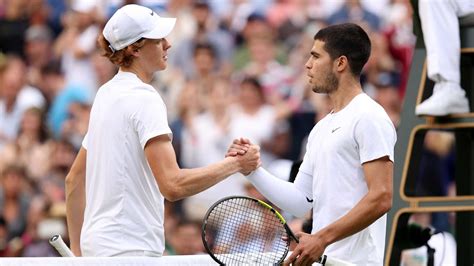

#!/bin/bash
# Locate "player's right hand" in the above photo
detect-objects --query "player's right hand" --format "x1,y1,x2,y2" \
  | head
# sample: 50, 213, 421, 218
237, 144, 261, 175
226, 138, 252, 157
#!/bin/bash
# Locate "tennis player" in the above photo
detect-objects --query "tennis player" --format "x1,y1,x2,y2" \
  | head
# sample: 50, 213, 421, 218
65, 4, 260, 257
228, 23, 396, 266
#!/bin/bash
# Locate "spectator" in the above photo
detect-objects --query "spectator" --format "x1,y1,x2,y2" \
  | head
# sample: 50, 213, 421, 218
0, 165, 30, 240
236, 35, 295, 117
272, 0, 319, 51
0, 216, 12, 256
230, 77, 279, 164
327, 0, 381, 31
170, 0, 234, 78
381, 0, 415, 98
40, 140, 76, 204
40, 60, 90, 139
364, 32, 400, 91
24, 24, 54, 88
169, 81, 201, 166
373, 85, 402, 127
180, 79, 246, 220
168, 220, 205, 255
53, 0, 100, 96
172, 42, 221, 120
0, 0, 29, 56
61, 101, 90, 149
233, 13, 282, 70
0, 107, 51, 180
0, 55, 46, 148
164, 0, 195, 49
20, 196, 58, 257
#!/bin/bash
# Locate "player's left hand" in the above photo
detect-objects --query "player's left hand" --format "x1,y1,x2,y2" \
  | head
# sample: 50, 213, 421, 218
283, 232, 326, 266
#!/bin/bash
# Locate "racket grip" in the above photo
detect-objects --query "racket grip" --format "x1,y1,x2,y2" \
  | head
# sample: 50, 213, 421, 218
319, 255, 355, 266
49, 235, 75, 257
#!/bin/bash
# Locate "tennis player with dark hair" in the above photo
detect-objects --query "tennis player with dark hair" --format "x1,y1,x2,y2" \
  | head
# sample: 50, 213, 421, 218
65, 4, 260, 257
228, 23, 396, 265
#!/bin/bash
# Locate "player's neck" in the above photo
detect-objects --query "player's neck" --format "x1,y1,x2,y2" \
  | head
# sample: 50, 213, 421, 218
120, 65, 153, 84
329, 77, 363, 113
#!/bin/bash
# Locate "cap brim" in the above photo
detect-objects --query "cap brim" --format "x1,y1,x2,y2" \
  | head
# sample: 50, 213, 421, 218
143, 17, 176, 40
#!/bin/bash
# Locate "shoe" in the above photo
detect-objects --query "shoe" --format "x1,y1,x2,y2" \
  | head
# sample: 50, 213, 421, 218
415, 82, 470, 116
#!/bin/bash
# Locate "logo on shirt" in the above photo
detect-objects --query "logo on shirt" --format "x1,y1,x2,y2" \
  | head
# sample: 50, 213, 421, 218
331, 127, 341, 133
306, 197, 314, 203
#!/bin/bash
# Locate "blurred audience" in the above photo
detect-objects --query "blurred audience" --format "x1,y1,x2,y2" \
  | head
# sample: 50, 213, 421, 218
180, 78, 245, 220
53, 0, 101, 96
40, 60, 90, 139
0, 165, 30, 241
24, 25, 54, 88
0, 55, 46, 149
168, 220, 206, 255
327, 0, 381, 31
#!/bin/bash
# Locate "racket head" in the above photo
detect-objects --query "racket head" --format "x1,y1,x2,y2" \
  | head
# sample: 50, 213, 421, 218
201, 196, 295, 265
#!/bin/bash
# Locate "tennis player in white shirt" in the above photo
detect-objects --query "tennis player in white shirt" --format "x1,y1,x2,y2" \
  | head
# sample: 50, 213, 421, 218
65, 4, 260, 257
228, 23, 397, 266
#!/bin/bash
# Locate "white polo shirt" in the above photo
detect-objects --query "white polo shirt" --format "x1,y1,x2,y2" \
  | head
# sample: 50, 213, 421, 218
298, 93, 397, 265
80, 71, 172, 257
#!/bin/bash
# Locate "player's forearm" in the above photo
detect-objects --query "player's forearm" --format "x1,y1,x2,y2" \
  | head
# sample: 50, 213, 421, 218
65, 172, 85, 256
146, 138, 259, 201
65, 148, 86, 256
247, 168, 312, 217
164, 156, 242, 201
315, 187, 392, 247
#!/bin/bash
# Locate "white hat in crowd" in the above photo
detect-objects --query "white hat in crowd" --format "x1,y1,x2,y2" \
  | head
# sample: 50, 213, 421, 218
71, 0, 97, 13
103, 4, 176, 52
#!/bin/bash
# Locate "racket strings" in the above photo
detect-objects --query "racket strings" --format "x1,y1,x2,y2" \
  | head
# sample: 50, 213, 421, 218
204, 198, 289, 265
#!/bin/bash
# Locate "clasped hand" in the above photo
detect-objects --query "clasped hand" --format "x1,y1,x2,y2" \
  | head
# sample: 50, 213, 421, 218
226, 138, 260, 175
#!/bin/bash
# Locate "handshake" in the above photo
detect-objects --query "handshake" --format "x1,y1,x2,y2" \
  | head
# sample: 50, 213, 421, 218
225, 138, 261, 175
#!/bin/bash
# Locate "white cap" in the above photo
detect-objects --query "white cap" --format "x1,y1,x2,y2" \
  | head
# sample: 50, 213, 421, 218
103, 4, 176, 52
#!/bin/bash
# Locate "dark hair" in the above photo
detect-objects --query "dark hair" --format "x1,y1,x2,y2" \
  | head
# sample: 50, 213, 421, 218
20, 107, 50, 143
247, 12, 267, 23
1, 164, 26, 179
240, 76, 265, 102
193, 0, 209, 9
314, 23, 371, 76
97, 34, 146, 67
193, 42, 216, 58
41, 59, 63, 76
241, 76, 262, 90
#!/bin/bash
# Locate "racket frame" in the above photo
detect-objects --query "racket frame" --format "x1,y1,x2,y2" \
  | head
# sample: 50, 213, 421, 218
201, 196, 297, 265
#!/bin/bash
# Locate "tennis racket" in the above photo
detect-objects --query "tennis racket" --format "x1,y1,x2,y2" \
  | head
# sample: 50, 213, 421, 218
49, 234, 75, 257
201, 196, 353, 265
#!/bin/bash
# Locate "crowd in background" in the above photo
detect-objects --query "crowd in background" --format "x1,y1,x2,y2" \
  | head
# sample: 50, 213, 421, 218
0, 0, 455, 258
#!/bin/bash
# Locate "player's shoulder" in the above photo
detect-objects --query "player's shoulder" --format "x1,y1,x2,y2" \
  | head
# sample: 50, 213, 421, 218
353, 93, 380, 109
352, 95, 396, 133
123, 78, 158, 94
108, 71, 159, 93
124, 81, 162, 101
351, 93, 388, 118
